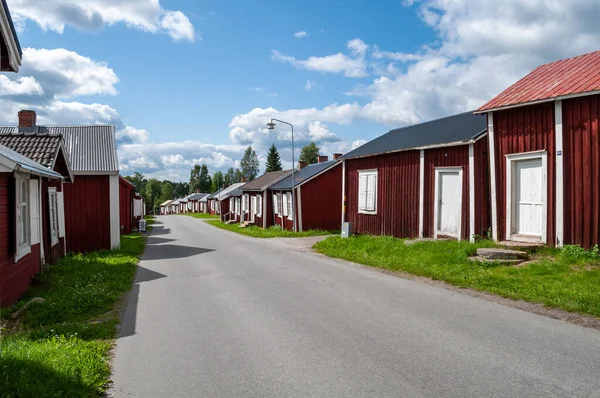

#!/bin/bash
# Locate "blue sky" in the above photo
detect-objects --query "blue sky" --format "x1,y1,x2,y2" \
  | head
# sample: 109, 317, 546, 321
2, 0, 599, 181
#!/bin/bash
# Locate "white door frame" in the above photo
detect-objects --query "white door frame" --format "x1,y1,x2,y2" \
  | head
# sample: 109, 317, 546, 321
433, 167, 463, 240
505, 150, 547, 243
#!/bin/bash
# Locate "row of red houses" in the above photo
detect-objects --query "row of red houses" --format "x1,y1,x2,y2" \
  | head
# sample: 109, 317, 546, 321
184, 49, 600, 251
0, 0, 144, 306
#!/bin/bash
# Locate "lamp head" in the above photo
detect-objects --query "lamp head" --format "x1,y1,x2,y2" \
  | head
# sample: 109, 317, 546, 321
266, 122, 276, 130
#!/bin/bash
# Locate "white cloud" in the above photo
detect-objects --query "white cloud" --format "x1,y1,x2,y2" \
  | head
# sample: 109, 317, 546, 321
294, 31, 308, 38
308, 121, 340, 143
0, 76, 44, 96
271, 38, 369, 78
9, 0, 197, 41
304, 79, 322, 92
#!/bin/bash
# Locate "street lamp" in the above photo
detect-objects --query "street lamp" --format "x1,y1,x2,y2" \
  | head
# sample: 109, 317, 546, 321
267, 118, 296, 233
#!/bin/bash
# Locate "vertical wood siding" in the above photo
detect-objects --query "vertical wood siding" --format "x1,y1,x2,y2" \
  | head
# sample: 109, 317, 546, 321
119, 178, 134, 234
0, 173, 42, 306
346, 151, 420, 238
270, 190, 295, 230
300, 163, 342, 231
62, 175, 111, 253
493, 103, 556, 243
563, 95, 600, 248
473, 136, 491, 238
422, 145, 470, 240
42, 179, 65, 264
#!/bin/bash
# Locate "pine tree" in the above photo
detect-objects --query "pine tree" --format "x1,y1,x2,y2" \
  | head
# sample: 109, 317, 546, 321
240, 146, 260, 181
265, 144, 283, 172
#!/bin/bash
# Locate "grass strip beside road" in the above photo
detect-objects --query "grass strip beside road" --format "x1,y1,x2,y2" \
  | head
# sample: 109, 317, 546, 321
206, 219, 337, 238
182, 213, 219, 219
0, 216, 153, 397
314, 236, 600, 318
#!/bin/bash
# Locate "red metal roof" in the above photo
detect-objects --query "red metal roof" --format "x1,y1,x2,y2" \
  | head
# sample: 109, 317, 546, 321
477, 50, 600, 112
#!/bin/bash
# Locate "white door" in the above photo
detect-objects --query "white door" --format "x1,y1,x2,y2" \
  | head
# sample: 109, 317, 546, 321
436, 170, 461, 237
514, 158, 543, 237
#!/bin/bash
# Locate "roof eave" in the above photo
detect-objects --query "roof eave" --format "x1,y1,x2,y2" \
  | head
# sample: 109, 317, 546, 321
475, 89, 600, 114
0, 0, 22, 72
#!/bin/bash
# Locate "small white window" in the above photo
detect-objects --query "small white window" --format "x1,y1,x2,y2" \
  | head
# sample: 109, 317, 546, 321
256, 195, 262, 217
287, 193, 293, 220
358, 169, 377, 214
230, 197, 234, 213
273, 194, 279, 214
244, 194, 249, 213
48, 187, 59, 246
211, 200, 214, 211
282, 193, 288, 216
15, 175, 31, 261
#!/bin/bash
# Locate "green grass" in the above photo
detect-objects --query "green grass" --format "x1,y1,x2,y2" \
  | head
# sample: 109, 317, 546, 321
314, 236, 600, 317
182, 212, 219, 219
206, 220, 337, 238
0, 230, 148, 397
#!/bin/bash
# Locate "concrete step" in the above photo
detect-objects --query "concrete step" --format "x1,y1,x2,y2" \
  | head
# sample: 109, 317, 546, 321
477, 248, 528, 261
468, 256, 524, 266
497, 241, 544, 252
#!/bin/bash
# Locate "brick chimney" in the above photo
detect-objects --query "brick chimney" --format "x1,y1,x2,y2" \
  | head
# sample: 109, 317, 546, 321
298, 161, 307, 170
18, 110, 36, 128
242, 176, 247, 183
333, 153, 343, 159
318, 155, 328, 163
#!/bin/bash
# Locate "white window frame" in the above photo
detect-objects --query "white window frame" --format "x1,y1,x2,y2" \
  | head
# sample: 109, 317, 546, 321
433, 167, 463, 240
282, 193, 288, 217
287, 192, 293, 220
244, 194, 249, 213
257, 195, 262, 217
48, 187, 60, 247
211, 200, 215, 211
505, 150, 548, 244
15, 174, 31, 262
358, 169, 378, 214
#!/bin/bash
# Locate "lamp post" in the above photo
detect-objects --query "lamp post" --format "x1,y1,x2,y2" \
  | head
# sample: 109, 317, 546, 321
267, 118, 296, 233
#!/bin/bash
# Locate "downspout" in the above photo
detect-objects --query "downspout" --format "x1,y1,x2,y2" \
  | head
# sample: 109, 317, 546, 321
263, 190, 267, 229
297, 185, 303, 232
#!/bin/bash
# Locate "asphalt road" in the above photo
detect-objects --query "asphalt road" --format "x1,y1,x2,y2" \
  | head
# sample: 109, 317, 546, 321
110, 215, 600, 398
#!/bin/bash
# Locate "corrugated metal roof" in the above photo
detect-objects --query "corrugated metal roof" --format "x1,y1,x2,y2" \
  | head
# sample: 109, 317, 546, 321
270, 161, 339, 190
241, 170, 292, 191
340, 112, 486, 160
0, 133, 62, 168
0, 125, 119, 173
160, 200, 173, 206
215, 183, 246, 200
477, 50, 600, 112
187, 192, 209, 200
206, 188, 223, 199
0, 144, 63, 179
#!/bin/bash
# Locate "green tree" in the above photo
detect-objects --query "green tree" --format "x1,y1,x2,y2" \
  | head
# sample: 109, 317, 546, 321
211, 171, 224, 192
234, 168, 244, 183
240, 146, 260, 181
159, 181, 174, 203
224, 167, 235, 187
299, 142, 320, 165
145, 178, 161, 213
173, 182, 190, 198
190, 164, 211, 193
265, 144, 283, 172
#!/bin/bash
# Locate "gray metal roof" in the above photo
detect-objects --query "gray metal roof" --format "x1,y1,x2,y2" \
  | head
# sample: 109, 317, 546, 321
0, 125, 119, 173
215, 183, 246, 200
187, 192, 209, 200
241, 170, 292, 191
270, 160, 339, 190
0, 144, 63, 179
206, 188, 223, 199
0, 133, 62, 168
160, 200, 173, 206
340, 112, 487, 160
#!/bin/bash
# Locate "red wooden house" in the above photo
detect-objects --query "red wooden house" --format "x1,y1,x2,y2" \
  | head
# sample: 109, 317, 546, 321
0, 145, 65, 306
269, 157, 343, 232
215, 183, 245, 223
119, 176, 144, 234
341, 112, 489, 241
1, 110, 121, 253
476, 49, 600, 248
206, 188, 223, 215
240, 170, 291, 228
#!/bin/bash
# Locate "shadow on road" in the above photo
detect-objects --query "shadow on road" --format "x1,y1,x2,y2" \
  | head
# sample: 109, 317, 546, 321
146, 236, 176, 245
149, 225, 171, 236
119, 266, 167, 338
143, 244, 214, 261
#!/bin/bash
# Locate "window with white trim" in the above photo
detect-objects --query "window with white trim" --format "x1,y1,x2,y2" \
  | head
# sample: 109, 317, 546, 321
282, 193, 288, 216
287, 193, 293, 220
15, 175, 31, 261
257, 195, 262, 217
230, 197, 234, 213
48, 187, 59, 246
211, 200, 214, 211
244, 194, 249, 213
273, 194, 279, 214
358, 169, 377, 214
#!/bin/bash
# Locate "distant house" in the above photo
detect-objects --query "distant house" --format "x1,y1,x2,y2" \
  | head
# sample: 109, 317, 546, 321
0, 110, 121, 252
476, 49, 600, 247
0, 133, 74, 264
170, 199, 181, 214
0, 145, 64, 306
214, 183, 246, 223
178, 197, 188, 213
240, 170, 291, 228
160, 200, 173, 215
185, 192, 209, 213
340, 112, 489, 241
206, 188, 223, 215
198, 195, 209, 213
119, 177, 144, 234
269, 158, 342, 231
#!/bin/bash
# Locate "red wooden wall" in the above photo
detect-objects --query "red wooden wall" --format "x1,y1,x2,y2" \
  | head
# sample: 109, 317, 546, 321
422, 145, 470, 240
300, 163, 342, 231
62, 175, 111, 253
562, 94, 600, 248
0, 173, 42, 306
345, 151, 420, 238
492, 102, 556, 243
119, 177, 134, 235
473, 136, 491, 239
41, 178, 65, 264
270, 190, 295, 230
